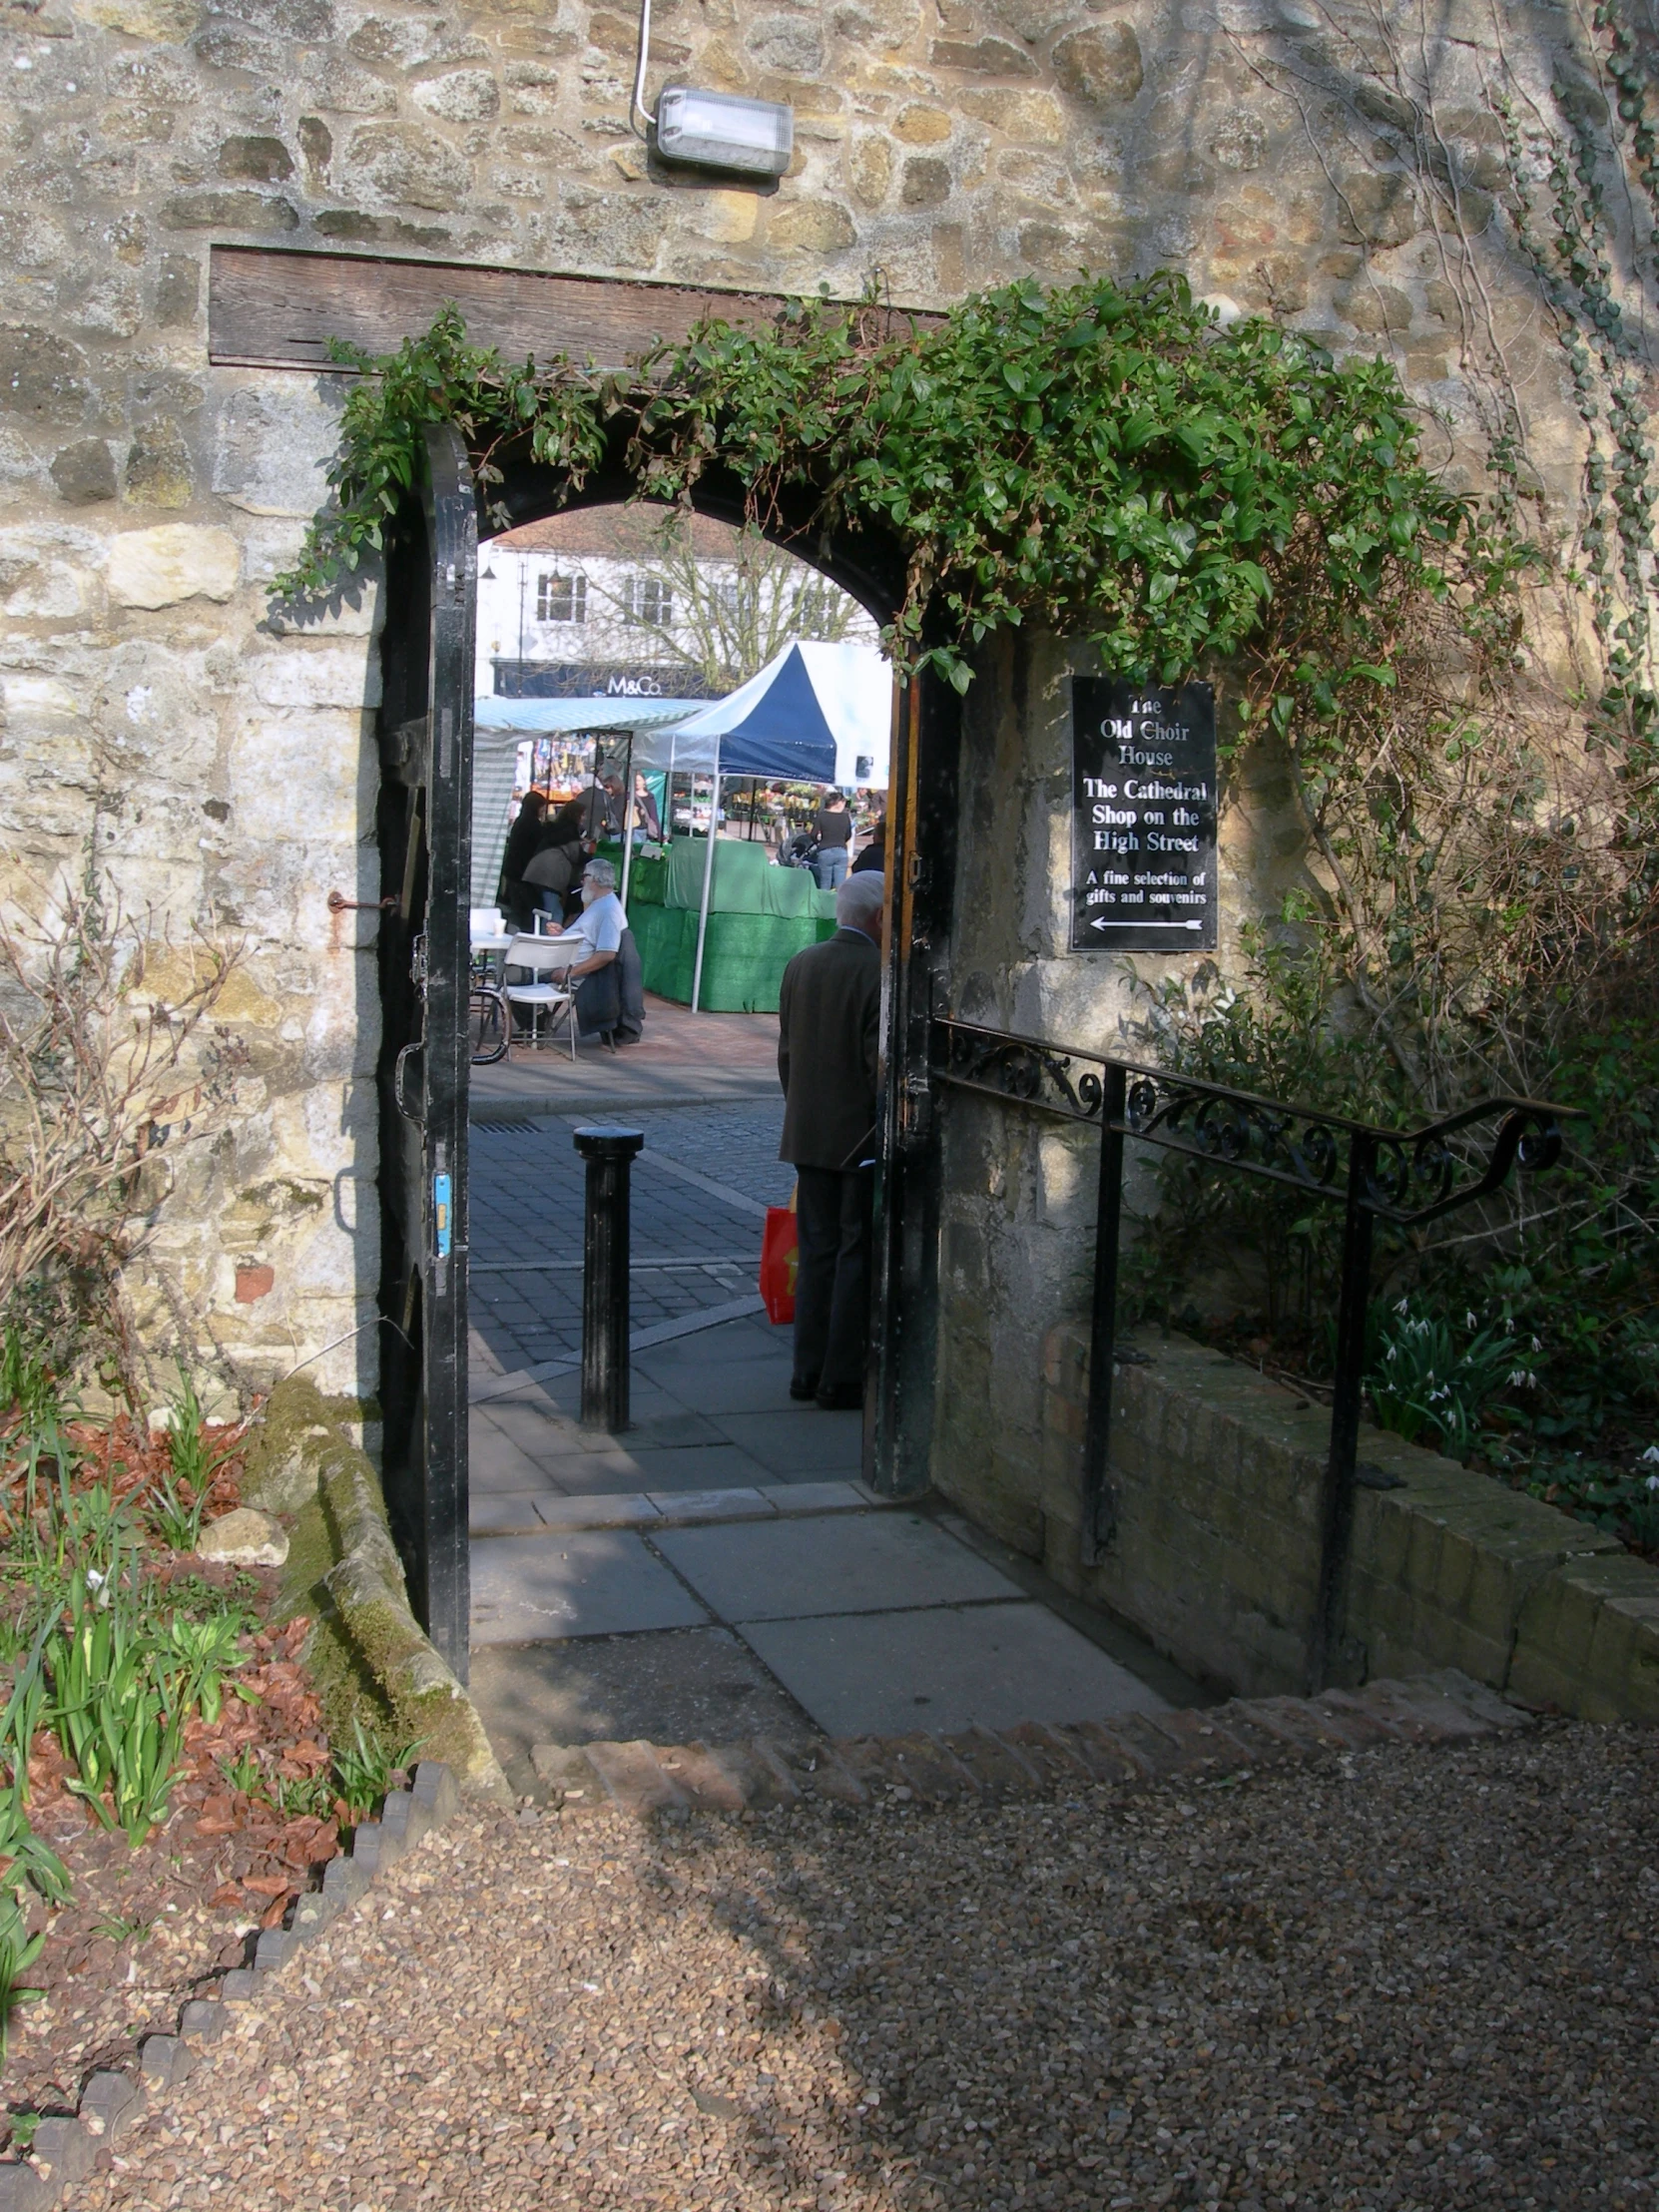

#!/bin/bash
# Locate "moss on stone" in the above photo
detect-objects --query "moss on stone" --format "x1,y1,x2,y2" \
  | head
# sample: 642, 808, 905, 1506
258, 1378, 509, 1801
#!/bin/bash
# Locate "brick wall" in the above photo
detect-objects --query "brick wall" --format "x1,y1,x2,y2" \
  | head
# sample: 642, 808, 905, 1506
1001, 1318, 1659, 1724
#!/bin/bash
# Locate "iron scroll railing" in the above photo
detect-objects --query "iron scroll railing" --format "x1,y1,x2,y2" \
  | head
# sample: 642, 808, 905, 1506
928, 1014, 1577, 1692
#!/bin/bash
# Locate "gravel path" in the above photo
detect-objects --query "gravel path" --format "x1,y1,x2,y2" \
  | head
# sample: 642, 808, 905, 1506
81, 1723, 1657, 2212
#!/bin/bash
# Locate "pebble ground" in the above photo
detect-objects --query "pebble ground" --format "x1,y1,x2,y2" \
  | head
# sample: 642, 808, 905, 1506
80, 1722, 1656, 2212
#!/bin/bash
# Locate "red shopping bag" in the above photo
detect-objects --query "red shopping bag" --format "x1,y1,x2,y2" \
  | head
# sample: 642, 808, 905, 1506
760, 1194, 799, 1325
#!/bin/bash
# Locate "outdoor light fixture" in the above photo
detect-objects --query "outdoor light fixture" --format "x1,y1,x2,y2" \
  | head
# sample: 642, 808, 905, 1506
633, 0, 794, 179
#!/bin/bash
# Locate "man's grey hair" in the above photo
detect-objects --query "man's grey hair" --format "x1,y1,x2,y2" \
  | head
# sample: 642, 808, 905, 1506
583, 856, 618, 889
835, 871, 885, 929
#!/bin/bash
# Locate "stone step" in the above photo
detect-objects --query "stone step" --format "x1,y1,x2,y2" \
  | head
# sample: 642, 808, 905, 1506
529, 1668, 1533, 1817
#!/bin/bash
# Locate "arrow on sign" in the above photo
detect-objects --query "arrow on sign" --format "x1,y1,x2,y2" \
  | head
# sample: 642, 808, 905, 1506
1092, 917, 1203, 931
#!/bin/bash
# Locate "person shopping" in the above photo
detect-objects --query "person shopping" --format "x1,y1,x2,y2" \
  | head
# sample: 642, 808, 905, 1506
776, 869, 884, 1409
499, 791, 548, 932
522, 800, 589, 922
812, 790, 853, 890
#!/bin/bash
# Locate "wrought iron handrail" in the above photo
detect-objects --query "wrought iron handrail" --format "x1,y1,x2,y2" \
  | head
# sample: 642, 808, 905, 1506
928, 1012, 1580, 1693
932, 1016, 1569, 1226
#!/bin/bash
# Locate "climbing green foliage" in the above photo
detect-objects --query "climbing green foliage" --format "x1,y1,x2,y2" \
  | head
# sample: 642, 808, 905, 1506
276, 273, 1498, 706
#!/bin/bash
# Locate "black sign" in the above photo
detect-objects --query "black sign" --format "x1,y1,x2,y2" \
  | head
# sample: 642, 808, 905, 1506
1069, 678, 1218, 952
491, 659, 720, 701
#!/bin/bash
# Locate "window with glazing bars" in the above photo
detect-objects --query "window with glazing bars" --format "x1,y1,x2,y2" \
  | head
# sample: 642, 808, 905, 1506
623, 576, 673, 628
536, 572, 587, 623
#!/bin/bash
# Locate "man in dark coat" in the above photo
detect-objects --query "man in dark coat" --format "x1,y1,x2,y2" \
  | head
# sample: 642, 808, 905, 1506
776, 869, 885, 1409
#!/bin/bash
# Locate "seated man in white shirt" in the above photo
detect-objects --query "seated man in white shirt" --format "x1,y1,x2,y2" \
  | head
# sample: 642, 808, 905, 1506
544, 856, 636, 1045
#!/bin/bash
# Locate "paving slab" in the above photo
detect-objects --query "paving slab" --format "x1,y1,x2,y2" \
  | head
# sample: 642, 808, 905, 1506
470, 1434, 563, 1495
740, 1601, 1173, 1739
759, 1480, 870, 1516
469, 1493, 552, 1536
531, 1493, 663, 1532
654, 1510, 1023, 1623
479, 1380, 686, 1435
470, 1530, 710, 1644
469, 1626, 815, 1795
629, 1357, 809, 1417
648, 1486, 777, 1526
710, 1406, 864, 1476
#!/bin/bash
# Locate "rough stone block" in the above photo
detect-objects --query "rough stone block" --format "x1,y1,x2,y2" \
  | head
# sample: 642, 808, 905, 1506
996, 1722, 1094, 1788
28, 2118, 93, 2185
138, 2034, 194, 2091
254, 1928, 290, 1973
938, 1725, 1041, 1800
179, 1998, 231, 2042
1350, 1677, 1500, 1743
219, 1968, 259, 2003
787, 1742, 869, 1806
349, 1819, 400, 1876
529, 1745, 603, 1803
78, 2072, 141, 2141
321, 1853, 372, 1909
412, 1761, 461, 1821
0, 2161, 50, 2211
1204, 1703, 1302, 1767
379, 1787, 433, 1851
651, 1744, 751, 1813
1312, 1688, 1414, 1745
106, 524, 240, 608
582, 1740, 690, 1816
730, 1739, 805, 1808
1246, 1697, 1367, 1754
1417, 1667, 1530, 1731
251, 644, 381, 710
872, 1733, 980, 1805
288, 1888, 341, 1942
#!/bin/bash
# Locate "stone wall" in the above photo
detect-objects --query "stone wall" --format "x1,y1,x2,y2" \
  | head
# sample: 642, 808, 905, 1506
931, 628, 1308, 1538
0, 0, 1612, 1390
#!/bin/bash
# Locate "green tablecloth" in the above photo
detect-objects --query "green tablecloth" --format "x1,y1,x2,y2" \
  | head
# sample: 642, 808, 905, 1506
665, 835, 836, 920
628, 900, 836, 1013
618, 836, 837, 1011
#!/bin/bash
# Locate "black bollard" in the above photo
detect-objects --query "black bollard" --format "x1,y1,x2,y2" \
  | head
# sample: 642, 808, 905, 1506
573, 1125, 645, 1433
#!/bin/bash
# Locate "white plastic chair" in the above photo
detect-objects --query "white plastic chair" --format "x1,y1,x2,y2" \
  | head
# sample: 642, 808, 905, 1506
502, 932, 582, 1060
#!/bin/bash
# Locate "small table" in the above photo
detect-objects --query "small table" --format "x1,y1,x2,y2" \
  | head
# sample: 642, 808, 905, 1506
470, 931, 515, 980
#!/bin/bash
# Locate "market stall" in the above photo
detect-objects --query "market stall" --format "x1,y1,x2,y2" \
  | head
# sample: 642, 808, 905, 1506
623, 642, 892, 1011
470, 694, 702, 909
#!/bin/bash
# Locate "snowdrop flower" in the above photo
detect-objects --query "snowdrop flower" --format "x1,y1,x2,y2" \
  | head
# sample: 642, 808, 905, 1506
85, 1568, 105, 1592
1465, 1311, 1477, 1329
1508, 1369, 1537, 1388
1395, 1297, 1410, 1315
1647, 1475, 1659, 1493
1640, 1444, 1659, 1464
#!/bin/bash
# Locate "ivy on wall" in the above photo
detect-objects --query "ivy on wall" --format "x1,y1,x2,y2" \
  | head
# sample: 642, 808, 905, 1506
276, 273, 1495, 720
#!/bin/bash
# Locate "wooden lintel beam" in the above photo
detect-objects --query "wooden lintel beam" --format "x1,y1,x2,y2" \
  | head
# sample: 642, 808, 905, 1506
208, 244, 933, 373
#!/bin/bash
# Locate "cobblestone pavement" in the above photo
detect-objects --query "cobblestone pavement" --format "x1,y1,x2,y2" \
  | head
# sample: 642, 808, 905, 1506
84, 1721, 1658, 2212
468, 1103, 788, 1375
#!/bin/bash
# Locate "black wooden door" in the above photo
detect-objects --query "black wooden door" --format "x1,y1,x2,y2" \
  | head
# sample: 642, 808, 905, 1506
374, 422, 476, 1679
866, 671, 958, 1495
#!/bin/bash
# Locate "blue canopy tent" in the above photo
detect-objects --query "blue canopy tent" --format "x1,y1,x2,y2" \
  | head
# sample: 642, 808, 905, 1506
628, 643, 893, 1010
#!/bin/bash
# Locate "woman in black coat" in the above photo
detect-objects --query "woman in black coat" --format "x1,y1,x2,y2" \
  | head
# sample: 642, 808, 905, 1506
500, 792, 548, 930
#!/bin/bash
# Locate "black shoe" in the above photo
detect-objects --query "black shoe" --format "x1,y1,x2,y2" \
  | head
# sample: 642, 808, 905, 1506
815, 1385, 862, 1411
789, 1377, 820, 1401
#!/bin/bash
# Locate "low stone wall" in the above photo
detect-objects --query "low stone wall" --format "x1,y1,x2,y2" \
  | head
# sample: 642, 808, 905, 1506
940, 1323, 1659, 1726
241, 1379, 508, 1801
